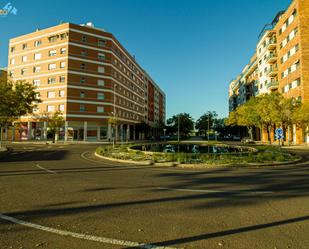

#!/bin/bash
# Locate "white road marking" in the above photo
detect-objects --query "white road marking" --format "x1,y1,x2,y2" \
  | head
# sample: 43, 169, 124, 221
157, 187, 273, 195
0, 213, 180, 249
35, 164, 57, 174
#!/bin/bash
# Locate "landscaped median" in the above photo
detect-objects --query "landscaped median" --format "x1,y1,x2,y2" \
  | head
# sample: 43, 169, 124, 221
95, 143, 302, 168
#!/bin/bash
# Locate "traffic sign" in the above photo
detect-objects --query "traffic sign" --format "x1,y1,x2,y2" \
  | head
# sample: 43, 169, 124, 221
275, 128, 284, 140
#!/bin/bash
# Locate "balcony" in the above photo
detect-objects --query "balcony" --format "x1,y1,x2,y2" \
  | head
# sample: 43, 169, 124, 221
266, 66, 278, 77
266, 39, 277, 50
266, 53, 277, 63
267, 80, 279, 90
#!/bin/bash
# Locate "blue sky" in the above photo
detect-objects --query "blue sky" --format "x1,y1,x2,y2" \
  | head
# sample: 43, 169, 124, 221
0, 0, 291, 120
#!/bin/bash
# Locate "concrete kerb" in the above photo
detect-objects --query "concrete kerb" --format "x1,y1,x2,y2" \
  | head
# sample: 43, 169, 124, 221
94, 151, 303, 169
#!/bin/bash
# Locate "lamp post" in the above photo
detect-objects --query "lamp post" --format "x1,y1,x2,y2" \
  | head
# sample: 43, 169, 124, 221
112, 83, 117, 148
177, 115, 180, 143
207, 113, 210, 142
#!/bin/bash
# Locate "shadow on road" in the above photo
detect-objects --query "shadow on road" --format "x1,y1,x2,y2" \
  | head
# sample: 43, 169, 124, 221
0, 150, 69, 162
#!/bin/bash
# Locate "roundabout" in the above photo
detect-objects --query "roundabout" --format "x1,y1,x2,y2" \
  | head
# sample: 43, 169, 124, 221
0, 143, 309, 249
95, 142, 300, 168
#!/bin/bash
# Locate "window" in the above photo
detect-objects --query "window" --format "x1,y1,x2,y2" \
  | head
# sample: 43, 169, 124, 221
97, 79, 105, 86
81, 50, 87, 56
60, 33, 67, 40
22, 43, 27, 50
47, 105, 55, 112
80, 91, 85, 98
98, 53, 105, 60
60, 76, 65, 82
81, 63, 86, 69
21, 68, 27, 75
49, 50, 57, 56
34, 53, 42, 60
60, 61, 66, 68
60, 47, 66, 54
10, 46, 15, 53
48, 35, 57, 43
98, 39, 106, 47
34, 40, 42, 47
80, 104, 85, 111
48, 63, 56, 70
97, 106, 104, 113
98, 66, 104, 73
97, 93, 104, 100
10, 58, 15, 65
9, 71, 14, 77
22, 56, 27, 62
33, 79, 40, 86
82, 36, 87, 42
296, 78, 301, 86
59, 104, 65, 111
59, 90, 65, 97
33, 66, 41, 73
80, 77, 85, 83
295, 44, 299, 52
48, 77, 56, 84
47, 91, 55, 98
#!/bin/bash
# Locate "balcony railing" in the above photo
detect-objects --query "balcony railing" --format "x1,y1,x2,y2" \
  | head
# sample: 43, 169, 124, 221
267, 80, 279, 90
266, 66, 278, 76
266, 53, 277, 63
266, 39, 277, 50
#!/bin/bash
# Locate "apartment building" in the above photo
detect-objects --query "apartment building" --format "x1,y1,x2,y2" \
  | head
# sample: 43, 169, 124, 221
229, 54, 258, 112
228, 0, 309, 144
7, 22, 166, 141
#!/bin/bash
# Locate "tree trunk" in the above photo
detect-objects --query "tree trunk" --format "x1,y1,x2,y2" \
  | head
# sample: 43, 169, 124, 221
267, 125, 271, 144
248, 126, 253, 140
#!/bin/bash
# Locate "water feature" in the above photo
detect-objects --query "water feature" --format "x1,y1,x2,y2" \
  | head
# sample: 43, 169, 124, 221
130, 143, 256, 154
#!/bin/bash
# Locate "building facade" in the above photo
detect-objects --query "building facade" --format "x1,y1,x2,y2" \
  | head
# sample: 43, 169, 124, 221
7, 22, 166, 141
228, 0, 309, 144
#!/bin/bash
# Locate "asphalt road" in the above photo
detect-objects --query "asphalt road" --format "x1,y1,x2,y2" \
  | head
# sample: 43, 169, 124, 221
0, 143, 309, 249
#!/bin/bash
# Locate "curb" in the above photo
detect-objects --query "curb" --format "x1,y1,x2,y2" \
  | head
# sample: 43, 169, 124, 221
94, 152, 153, 165
94, 152, 303, 169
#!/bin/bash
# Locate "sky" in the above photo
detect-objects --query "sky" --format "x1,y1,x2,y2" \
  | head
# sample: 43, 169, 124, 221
0, 0, 291, 120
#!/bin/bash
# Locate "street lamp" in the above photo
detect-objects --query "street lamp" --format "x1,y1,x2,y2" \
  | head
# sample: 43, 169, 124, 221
112, 83, 117, 148
177, 115, 180, 143
207, 113, 210, 142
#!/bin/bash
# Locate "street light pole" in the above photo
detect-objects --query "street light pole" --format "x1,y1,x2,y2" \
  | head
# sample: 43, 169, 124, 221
208, 113, 210, 142
177, 115, 180, 143
113, 83, 117, 148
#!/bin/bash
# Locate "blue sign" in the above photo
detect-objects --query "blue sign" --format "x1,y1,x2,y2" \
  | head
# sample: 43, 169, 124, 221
275, 128, 284, 140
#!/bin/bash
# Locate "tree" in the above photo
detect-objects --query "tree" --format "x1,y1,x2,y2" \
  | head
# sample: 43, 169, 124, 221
226, 92, 297, 143
166, 113, 194, 139
236, 98, 262, 139
195, 111, 218, 137
293, 102, 309, 139
0, 78, 40, 147
38, 111, 65, 143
